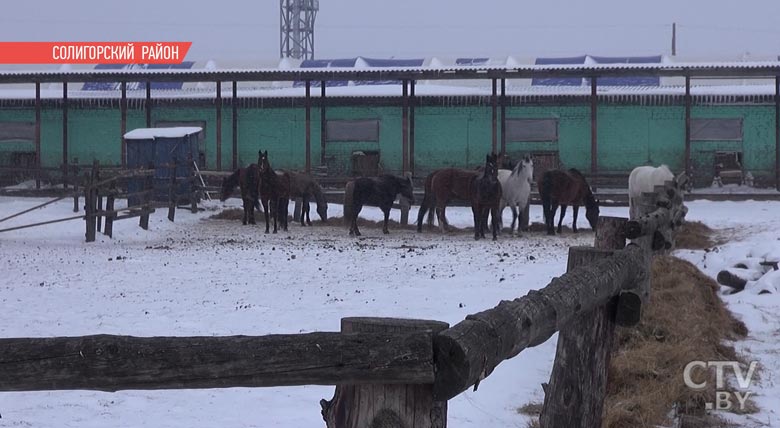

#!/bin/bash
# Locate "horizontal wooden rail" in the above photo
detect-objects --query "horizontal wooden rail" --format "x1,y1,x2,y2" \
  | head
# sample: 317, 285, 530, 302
0, 332, 435, 392
432, 244, 647, 400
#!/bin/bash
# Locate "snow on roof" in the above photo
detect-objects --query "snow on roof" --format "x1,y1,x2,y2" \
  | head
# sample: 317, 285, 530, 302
123, 127, 203, 140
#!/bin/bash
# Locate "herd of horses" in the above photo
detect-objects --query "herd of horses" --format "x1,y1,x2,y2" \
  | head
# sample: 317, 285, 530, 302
221, 150, 680, 241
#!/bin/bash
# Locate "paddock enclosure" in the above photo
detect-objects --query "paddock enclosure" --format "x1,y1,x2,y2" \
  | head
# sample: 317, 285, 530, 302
3, 59, 780, 193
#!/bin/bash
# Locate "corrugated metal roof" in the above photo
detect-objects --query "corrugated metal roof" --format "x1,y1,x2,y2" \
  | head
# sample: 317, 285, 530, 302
2, 61, 780, 84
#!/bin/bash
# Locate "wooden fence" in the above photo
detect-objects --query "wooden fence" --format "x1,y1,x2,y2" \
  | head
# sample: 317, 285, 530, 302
0, 177, 687, 427
1, 159, 205, 242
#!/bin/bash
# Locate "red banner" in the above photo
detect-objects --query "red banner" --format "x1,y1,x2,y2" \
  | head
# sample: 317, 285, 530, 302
0, 42, 192, 64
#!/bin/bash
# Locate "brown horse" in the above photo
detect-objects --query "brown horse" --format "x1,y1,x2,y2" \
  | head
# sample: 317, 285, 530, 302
258, 150, 292, 233
538, 168, 600, 235
416, 153, 502, 240
220, 165, 260, 225
284, 171, 328, 226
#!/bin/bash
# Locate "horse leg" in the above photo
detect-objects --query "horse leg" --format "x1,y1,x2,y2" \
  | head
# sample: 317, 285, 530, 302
572, 205, 580, 233
241, 199, 248, 225
471, 205, 481, 240
382, 207, 390, 234
557, 205, 567, 234
353, 204, 362, 236
436, 205, 446, 233
546, 202, 557, 235
262, 199, 270, 233
491, 204, 500, 241
249, 198, 257, 225
510, 205, 518, 235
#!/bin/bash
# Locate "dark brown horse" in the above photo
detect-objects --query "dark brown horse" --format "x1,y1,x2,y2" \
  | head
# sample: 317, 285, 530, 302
220, 165, 260, 225
284, 171, 328, 226
343, 174, 414, 236
471, 153, 502, 240
538, 168, 599, 235
416, 153, 502, 240
258, 150, 292, 233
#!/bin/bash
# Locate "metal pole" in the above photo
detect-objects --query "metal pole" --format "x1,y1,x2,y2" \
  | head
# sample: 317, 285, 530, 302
62, 82, 68, 188
216, 81, 222, 171
685, 75, 692, 178
305, 80, 311, 173
500, 78, 506, 157
320, 81, 326, 166
591, 77, 598, 182
145, 82, 152, 127
491, 78, 497, 154
35, 82, 41, 189
121, 81, 127, 167
410, 80, 416, 175
402, 79, 409, 175
232, 81, 238, 170
775, 76, 780, 190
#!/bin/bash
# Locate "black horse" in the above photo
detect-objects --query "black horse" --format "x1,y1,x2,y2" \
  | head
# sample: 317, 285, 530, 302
472, 153, 502, 241
258, 150, 292, 234
220, 165, 260, 225
343, 174, 415, 236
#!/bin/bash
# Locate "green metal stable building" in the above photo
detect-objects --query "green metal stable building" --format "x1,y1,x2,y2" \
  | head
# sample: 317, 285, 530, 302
1, 62, 779, 189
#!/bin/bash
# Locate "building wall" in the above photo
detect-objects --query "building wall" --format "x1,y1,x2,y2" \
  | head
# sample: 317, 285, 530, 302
0, 100, 777, 187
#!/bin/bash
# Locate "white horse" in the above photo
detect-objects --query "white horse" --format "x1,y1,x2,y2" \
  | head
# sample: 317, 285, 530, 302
628, 164, 674, 217
497, 155, 534, 235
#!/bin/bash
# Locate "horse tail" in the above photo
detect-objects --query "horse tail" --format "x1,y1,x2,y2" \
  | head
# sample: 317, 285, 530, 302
416, 173, 435, 231
540, 171, 553, 225
343, 180, 355, 228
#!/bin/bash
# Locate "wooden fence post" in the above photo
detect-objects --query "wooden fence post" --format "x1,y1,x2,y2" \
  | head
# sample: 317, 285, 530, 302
139, 162, 153, 230
104, 180, 116, 238
539, 216, 627, 428
94, 161, 103, 233
321, 317, 449, 428
168, 157, 177, 222
84, 164, 98, 243
188, 155, 197, 213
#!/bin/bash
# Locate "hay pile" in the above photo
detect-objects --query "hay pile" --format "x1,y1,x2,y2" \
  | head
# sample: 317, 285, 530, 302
675, 221, 720, 250
521, 255, 753, 428
604, 255, 750, 427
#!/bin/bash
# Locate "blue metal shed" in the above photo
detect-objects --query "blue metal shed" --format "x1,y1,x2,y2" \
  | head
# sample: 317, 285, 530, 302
124, 127, 201, 205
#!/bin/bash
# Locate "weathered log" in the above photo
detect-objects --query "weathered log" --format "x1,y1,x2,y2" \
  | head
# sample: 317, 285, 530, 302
0, 332, 435, 392
432, 244, 646, 400
626, 206, 671, 239
620, 191, 656, 326
321, 318, 448, 428
539, 216, 627, 428
716, 270, 748, 291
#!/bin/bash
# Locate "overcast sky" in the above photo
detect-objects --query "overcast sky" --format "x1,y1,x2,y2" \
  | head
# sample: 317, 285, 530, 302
3, 0, 780, 62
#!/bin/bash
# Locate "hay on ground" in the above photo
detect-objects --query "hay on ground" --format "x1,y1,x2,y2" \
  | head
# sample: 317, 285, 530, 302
604, 256, 751, 428
675, 221, 719, 250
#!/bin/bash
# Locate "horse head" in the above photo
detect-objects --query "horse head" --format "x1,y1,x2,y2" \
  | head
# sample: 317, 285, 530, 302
258, 150, 270, 174
484, 153, 499, 179
220, 176, 232, 201
220, 170, 239, 202
585, 194, 600, 231
316, 200, 328, 223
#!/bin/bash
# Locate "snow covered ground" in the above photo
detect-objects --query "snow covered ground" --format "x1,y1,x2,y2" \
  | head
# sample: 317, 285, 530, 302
0, 196, 778, 427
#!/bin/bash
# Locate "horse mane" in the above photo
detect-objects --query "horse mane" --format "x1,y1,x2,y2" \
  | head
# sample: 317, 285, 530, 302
220, 169, 241, 201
